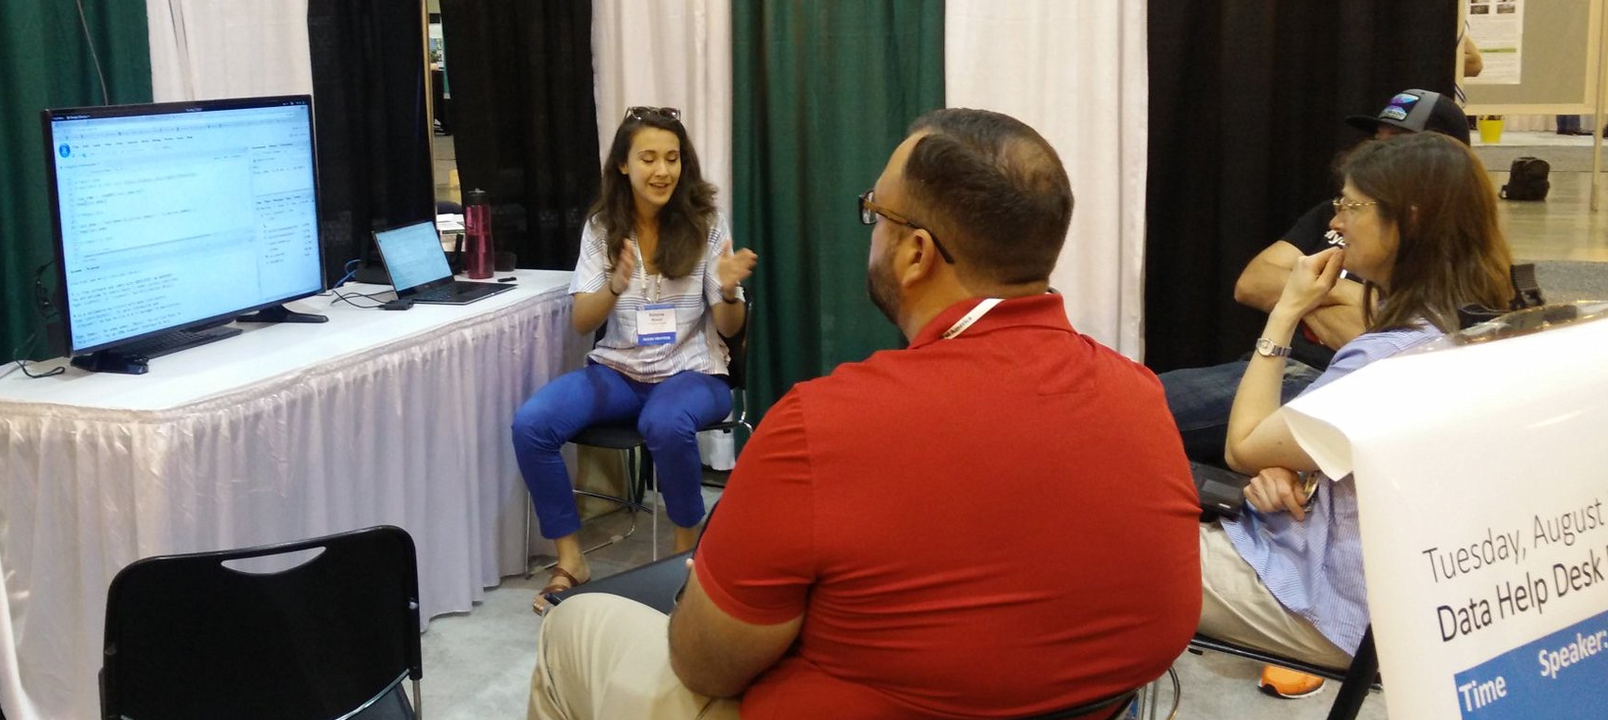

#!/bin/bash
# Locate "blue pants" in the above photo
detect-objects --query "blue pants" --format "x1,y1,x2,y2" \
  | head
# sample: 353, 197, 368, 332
512, 364, 732, 539
1158, 359, 1324, 466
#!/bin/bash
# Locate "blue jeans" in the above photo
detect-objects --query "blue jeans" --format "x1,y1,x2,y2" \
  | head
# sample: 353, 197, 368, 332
1158, 359, 1323, 466
512, 364, 732, 539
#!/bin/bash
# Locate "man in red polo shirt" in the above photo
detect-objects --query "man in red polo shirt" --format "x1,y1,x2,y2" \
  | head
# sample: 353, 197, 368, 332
528, 108, 1200, 720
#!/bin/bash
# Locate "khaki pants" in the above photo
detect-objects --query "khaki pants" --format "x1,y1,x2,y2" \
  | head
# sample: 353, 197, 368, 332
529, 593, 741, 720
1198, 522, 1353, 670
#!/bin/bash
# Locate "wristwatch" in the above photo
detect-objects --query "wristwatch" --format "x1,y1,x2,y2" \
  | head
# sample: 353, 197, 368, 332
1255, 337, 1292, 358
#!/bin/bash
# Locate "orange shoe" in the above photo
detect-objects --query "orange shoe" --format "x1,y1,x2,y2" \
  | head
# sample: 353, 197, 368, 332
1258, 666, 1326, 699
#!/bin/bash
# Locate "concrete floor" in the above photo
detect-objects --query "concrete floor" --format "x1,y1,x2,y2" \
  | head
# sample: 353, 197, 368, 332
1482, 134, 1608, 263
415, 492, 718, 719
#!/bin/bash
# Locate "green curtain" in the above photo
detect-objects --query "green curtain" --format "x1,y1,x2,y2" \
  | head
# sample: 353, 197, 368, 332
732, 0, 944, 420
0, 2, 150, 363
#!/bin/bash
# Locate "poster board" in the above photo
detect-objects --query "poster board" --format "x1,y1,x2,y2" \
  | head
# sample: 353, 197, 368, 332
1463, 0, 1605, 114
1283, 313, 1608, 720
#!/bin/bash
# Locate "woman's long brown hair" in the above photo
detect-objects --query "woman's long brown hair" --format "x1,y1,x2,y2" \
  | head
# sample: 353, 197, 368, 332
588, 111, 717, 279
1340, 133, 1514, 333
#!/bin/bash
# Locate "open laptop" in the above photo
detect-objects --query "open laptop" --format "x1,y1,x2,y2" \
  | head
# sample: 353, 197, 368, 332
373, 220, 514, 305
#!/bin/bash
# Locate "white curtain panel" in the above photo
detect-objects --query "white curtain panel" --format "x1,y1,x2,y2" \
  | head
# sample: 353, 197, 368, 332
0, 554, 38, 720
591, 0, 733, 214
147, 0, 314, 102
945, 0, 1149, 360
593, 0, 738, 468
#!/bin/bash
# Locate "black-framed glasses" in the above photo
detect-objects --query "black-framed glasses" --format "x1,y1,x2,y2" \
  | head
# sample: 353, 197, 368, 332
624, 106, 682, 123
857, 190, 955, 264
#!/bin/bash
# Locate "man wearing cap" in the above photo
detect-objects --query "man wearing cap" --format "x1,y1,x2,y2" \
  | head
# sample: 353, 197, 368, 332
1160, 88, 1470, 699
1160, 89, 1470, 469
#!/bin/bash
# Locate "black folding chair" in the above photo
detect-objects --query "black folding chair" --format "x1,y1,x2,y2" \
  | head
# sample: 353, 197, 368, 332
100, 526, 423, 720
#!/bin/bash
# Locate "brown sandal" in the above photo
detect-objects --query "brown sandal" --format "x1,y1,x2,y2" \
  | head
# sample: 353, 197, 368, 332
532, 566, 587, 615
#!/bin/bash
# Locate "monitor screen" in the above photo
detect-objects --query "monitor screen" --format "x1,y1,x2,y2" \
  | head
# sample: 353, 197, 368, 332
42, 95, 325, 355
374, 221, 451, 293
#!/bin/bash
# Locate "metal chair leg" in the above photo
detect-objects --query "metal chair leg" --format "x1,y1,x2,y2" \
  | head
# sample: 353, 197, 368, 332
649, 448, 659, 562
572, 489, 642, 554
1144, 674, 1160, 720
523, 496, 534, 578
525, 447, 653, 576
412, 677, 423, 720
574, 444, 656, 557
1325, 629, 1378, 720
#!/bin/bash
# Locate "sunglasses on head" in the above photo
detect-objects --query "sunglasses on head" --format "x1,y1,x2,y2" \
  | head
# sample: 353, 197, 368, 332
624, 106, 682, 123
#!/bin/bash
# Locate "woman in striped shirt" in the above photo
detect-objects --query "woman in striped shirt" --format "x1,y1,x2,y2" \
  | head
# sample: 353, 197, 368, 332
514, 107, 757, 613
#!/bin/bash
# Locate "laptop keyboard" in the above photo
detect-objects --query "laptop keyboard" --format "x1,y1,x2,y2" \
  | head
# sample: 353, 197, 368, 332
410, 281, 505, 303
410, 285, 465, 302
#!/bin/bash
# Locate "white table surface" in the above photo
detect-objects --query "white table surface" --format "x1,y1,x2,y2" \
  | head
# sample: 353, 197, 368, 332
0, 269, 584, 720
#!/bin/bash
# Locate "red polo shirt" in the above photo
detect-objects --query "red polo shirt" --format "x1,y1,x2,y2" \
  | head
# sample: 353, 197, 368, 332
695, 295, 1201, 719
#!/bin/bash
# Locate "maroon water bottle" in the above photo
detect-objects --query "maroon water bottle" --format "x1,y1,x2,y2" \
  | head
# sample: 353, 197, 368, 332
463, 188, 494, 279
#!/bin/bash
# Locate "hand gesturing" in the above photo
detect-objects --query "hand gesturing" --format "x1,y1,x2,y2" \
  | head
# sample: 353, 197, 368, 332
609, 240, 638, 294
715, 239, 758, 297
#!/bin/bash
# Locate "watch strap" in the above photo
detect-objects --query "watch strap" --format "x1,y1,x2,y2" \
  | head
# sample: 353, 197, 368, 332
1256, 337, 1292, 358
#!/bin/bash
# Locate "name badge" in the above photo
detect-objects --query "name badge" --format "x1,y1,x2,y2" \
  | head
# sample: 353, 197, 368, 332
636, 303, 677, 346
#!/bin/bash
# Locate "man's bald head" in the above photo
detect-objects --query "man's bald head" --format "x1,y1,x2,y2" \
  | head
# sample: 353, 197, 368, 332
900, 109, 1074, 285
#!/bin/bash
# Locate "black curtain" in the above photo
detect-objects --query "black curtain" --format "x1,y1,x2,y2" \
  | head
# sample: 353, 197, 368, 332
307, 0, 435, 285
1144, 2, 1455, 372
439, 0, 599, 271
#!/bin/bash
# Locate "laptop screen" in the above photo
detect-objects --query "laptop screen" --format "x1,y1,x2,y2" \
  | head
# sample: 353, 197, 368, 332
374, 221, 451, 292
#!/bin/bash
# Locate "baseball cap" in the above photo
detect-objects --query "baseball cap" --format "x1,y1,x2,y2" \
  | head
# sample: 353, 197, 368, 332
1345, 89, 1470, 146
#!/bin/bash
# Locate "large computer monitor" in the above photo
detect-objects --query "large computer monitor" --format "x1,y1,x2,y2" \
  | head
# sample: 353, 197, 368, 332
41, 95, 327, 374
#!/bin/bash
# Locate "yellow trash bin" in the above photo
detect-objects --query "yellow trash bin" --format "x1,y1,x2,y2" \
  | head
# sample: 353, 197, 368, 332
1477, 116, 1504, 144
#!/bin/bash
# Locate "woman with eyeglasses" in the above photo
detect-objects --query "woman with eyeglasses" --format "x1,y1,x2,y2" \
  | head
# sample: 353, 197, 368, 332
513, 106, 757, 613
1201, 132, 1514, 686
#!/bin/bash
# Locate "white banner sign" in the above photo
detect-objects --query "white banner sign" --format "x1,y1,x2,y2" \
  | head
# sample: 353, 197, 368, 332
1283, 314, 1608, 719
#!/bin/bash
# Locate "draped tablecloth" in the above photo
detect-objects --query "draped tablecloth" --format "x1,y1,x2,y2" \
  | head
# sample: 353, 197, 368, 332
0, 269, 582, 720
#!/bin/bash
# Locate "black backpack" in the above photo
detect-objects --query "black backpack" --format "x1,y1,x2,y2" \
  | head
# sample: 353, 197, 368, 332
1500, 157, 1550, 201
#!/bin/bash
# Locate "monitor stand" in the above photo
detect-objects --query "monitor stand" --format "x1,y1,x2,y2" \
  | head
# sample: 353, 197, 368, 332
237, 304, 328, 324
71, 351, 153, 375
70, 325, 244, 375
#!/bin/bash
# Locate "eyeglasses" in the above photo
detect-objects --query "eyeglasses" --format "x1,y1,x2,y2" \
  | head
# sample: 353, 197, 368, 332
624, 106, 682, 123
1331, 197, 1379, 216
857, 190, 955, 264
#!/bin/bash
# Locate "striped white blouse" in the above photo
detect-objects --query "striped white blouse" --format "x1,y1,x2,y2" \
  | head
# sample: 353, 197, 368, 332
568, 211, 743, 383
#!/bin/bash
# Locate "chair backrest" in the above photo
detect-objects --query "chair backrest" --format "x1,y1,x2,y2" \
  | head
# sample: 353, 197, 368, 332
101, 526, 421, 720
719, 294, 753, 391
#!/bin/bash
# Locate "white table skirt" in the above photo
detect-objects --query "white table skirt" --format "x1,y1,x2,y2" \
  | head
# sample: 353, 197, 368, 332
0, 270, 584, 720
